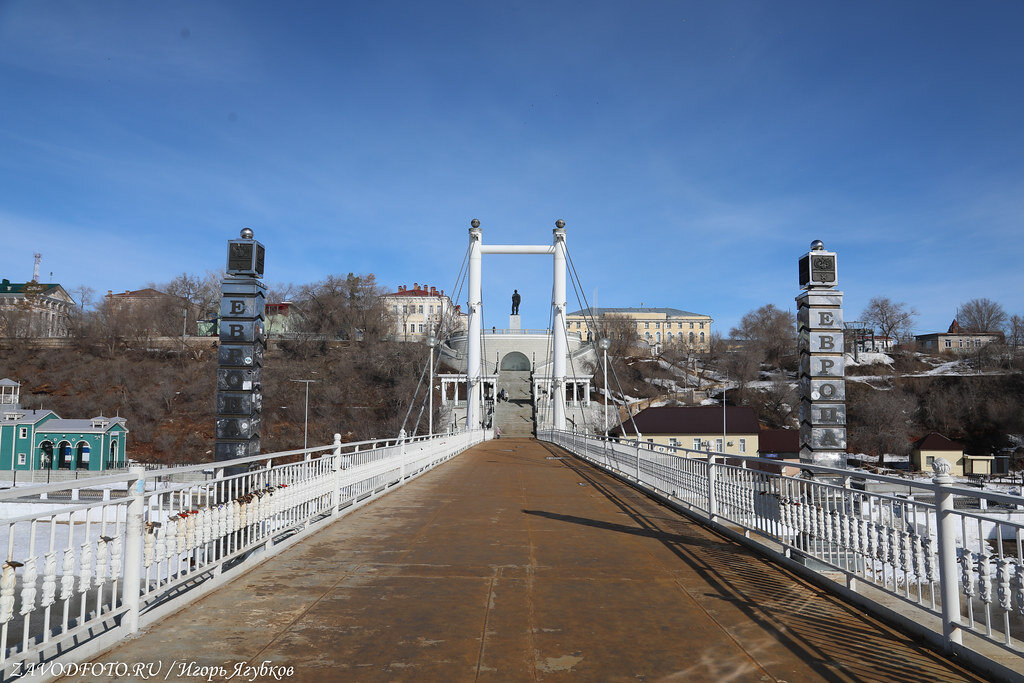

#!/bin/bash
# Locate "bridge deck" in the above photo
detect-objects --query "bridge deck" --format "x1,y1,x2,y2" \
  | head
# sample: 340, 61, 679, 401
73, 439, 982, 682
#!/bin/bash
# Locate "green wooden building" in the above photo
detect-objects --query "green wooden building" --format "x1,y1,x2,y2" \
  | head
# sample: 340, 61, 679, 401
0, 379, 128, 471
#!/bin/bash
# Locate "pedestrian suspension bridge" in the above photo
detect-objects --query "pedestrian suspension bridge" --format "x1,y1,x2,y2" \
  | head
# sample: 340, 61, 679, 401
0, 223, 1022, 681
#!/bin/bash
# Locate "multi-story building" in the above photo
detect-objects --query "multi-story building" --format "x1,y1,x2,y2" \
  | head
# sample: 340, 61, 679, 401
915, 319, 1002, 354
382, 283, 465, 342
610, 406, 759, 457
566, 307, 713, 351
0, 279, 75, 338
0, 379, 128, 472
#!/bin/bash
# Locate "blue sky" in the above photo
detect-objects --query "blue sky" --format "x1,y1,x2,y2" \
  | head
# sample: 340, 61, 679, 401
1, 1, 1022, 335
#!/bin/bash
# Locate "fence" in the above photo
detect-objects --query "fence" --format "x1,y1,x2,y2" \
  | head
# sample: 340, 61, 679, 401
538, 429, 1024, 679
0, 430, 485, 681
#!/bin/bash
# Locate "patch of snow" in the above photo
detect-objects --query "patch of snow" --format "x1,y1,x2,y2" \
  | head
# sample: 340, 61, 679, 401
846, 351, 893, 366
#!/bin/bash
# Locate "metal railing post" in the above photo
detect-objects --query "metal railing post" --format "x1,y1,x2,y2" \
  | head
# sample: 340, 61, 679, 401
933, 459, 964, 648
400, 435, 407, 481
331, 433, 342, 517
635, 440, 641, 481
122, 466, 146, 634
707, 453, 718, 522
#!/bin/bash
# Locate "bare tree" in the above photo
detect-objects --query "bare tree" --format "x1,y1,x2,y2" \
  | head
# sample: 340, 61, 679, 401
860, 297, 917, 344
730, 304, 796, 366
71, 285, 96, 313
1008, 315, 1024, 355
602, 314, 640, 357
958, 298, 1007, 333
847, 385, 916, 467
297, 273, 392, 342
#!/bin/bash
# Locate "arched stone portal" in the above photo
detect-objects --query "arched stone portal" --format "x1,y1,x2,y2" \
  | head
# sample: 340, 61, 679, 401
499, 351, 531, 371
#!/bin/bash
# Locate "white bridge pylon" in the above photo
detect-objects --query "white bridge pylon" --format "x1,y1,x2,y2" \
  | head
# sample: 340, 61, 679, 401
466, 219, 569, 431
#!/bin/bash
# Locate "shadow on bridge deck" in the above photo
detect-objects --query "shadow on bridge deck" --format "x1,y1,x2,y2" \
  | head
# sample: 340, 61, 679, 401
69, 439, 984, 682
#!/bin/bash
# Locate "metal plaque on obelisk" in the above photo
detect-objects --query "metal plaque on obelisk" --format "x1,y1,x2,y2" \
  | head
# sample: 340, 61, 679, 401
215, 228, 266, 463
797, 240, 846, 469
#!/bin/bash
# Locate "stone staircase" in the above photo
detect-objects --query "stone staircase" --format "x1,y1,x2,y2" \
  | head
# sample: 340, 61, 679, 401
494, 370, 534, 437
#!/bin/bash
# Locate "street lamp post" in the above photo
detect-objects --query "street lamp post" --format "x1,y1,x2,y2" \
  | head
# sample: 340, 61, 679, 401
426, 335, 438, 436
598, 338, 611, 437
291, 379, 318, 452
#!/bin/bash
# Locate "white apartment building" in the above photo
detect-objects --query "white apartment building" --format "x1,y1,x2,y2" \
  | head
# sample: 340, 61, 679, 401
382, 283, 466, 342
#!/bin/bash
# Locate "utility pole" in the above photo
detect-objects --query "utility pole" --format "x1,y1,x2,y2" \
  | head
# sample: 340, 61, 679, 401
291, 379, 318, 451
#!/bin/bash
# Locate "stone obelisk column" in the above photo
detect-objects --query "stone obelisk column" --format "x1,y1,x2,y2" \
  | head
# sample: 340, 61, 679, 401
215, 228, 266, 463
797, 240, 846, 469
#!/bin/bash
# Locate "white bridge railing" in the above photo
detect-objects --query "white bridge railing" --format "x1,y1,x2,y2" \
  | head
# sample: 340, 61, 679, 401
538, 429, 1024, 678
0, 430, 486, 681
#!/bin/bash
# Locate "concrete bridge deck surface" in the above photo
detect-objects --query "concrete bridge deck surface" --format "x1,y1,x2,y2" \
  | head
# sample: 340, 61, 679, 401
70, 439, 984, 682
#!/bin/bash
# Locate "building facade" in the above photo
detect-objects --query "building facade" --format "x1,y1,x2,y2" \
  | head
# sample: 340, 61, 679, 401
915, 319, 1002, 354
382, 283, 465, 342
0, 280, 75, 338
566, 307, 713, 352
0, 380, 128, 471
610, 406, 759, 457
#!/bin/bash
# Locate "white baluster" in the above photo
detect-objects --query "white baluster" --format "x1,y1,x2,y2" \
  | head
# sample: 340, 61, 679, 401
78, 543, 93, 595
997, 558, 1012, 612
40, 552, 57, 608
979, 548, 992, 606
960, 549, 976, 599
60, 548, 75, 602
1014, 561, 1024, 615
165, 518, 178, 560
110, 538, 123, 581
143, 527, 156, 568
925, 535, 938, 584
185, 514, 197, 551
19, 558, 37, 616
912, 532, 924, 581
95, 539, 110, 587
155, 523, 167, 564
0, 563, 17, 625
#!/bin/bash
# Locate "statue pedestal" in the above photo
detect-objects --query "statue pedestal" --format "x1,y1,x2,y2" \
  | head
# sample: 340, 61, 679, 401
509, 315, 521, 330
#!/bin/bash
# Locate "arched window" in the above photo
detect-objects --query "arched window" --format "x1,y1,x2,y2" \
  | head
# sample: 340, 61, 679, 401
689, 332, 695, 343
75, 441, 91, 470
110, 440, 118, 468
58, 441, 72, 469
656, 332, 661, 343
700, 332, 705, 342
38, 441, 54, 470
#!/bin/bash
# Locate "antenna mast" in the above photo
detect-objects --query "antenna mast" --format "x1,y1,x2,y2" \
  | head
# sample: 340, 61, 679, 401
32, 253, 42, 282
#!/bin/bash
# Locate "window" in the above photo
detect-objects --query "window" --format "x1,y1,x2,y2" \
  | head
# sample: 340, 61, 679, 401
19, 427, 27, 439
669, 438, 679, 447
17, 453, 26, 466
392, 305, 398, 314
944, 339, 952, 348
693, 438, 701, 450
645, 332, 651, 339
403, 305, 408, 314
655, 322, 660, 329
689, 332, 695, 343
644, 322, 649, 329
739, 438, 746, 453
418, 324, 424, 332
700, 322, 705, 329
418, 305, 424, 314
926, 455, 935, 468
689, 322, 694, 329
656, 332, 661, 342
668, 333, 673, 341
715, 438, 723, 452
700, 332, 705, 342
